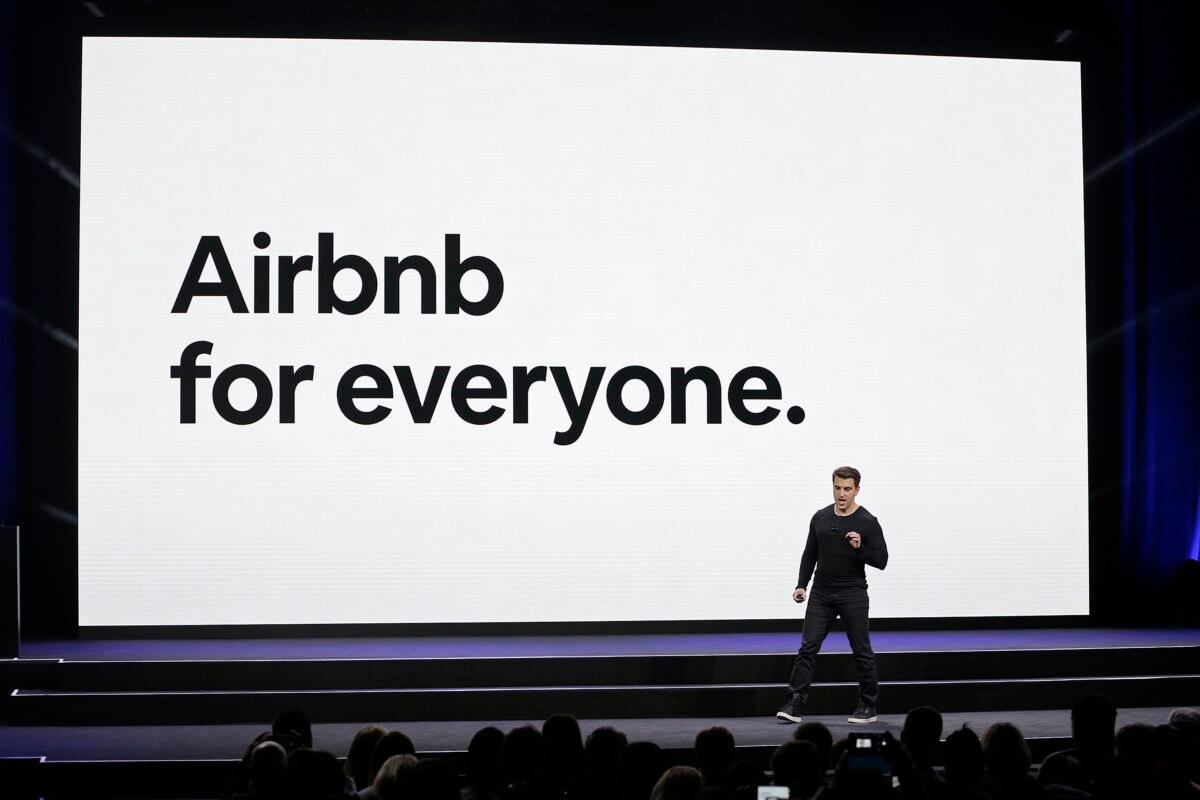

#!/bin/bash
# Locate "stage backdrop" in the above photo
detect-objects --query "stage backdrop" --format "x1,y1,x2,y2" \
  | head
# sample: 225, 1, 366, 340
78, 38, 1087, 625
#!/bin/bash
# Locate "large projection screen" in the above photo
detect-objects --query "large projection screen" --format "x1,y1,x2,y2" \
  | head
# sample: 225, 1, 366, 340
79, 38, 1087, 625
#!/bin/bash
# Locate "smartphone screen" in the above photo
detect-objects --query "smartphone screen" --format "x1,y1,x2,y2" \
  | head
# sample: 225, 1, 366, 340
847, 753, 892, 775
847, 733, 892, 776
757, 787, 789, 800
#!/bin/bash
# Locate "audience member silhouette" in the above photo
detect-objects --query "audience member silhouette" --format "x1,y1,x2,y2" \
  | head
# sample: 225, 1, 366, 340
768, 740, 822, 799
371, 754, 418, 800
792, 721, 834, 777
226, 717, 312, 799
1095, 718, 1200, 800
650, 765, 703, 800
501, 724, 551, 799
344, 726, 386, 793
903, 706, 948, 800
710, 760, 765, 800
461, 726, 505, 800
1114, 721, 1156, 788
942, 725, 989, 800
359, 732, 416, 799
410, 758, 459, 800
982, 722, 1044, 799
693, 726, 736, 790
619, 740, 666, 800
1167, 709, 1200, 787
581, 725, 628, 799
274, 709, 314, 750
1149, 721, 1200, 798
542, 714, 586, 795
287, 749, 348, 800
1038, 693, 1116, 795
227, 740, 288, 800
1170, 707, 1200, 736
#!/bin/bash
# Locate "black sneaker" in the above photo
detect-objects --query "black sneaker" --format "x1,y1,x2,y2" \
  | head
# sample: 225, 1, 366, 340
776, 696, 803, 724
847, 704, 878, 724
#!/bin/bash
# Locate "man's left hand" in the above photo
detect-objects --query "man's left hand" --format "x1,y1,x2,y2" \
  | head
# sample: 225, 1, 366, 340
845, 531, 862, 549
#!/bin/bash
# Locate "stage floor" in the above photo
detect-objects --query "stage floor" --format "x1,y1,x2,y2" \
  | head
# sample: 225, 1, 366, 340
0, 707, 1185, 761
21, 627, 1200, 661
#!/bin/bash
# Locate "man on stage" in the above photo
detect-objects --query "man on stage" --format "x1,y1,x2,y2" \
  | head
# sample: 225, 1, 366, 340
777, 466, 889, 724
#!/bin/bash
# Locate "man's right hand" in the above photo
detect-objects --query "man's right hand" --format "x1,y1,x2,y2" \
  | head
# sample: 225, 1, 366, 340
792, 587, 806, 603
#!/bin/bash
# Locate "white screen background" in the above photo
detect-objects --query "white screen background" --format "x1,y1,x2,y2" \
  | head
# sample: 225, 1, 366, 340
79, 38, 1088, 624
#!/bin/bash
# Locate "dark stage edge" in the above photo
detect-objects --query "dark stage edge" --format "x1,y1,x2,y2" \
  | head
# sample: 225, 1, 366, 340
21, 627, 1200, 660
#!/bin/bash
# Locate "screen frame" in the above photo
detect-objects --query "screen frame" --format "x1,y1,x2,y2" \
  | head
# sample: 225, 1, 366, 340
0, 0, 1124, 637
72, 30, 1094, 636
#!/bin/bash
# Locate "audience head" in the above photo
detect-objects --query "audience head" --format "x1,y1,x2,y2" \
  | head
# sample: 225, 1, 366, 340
1151, 723, 1194, 769
465, 725, 505, 789
368, 731, 416, 786
411, 758, 459, 800
372, 753, 418, 800
901, 706, 943, 765
1071, 693, 1117, 753
249, 740, 288, 798
1143, 726, 1198, 798
344, 725, 385, 791
1115, 722, 1156, 766
1168, 707, 1200, 737
619, 740, 666, 800
585, 725, 629, 773
272, 708, 313, 750
693, 725, 735, 785
722, 760, 765, 792
285, 748, 344, 800
1167, 710, 1200, 784
982, 722, 1031, 781
1037, 750, 1090, 790
771, 740, 823, 795
650, 765, 703, 800
503, 724, 548, 783
944, 725, 985, 787
542, 713, 585, 774
793, 721, 834, 772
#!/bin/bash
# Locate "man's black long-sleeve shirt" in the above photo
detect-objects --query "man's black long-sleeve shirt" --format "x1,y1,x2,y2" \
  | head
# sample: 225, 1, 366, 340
796, 504, 888, 591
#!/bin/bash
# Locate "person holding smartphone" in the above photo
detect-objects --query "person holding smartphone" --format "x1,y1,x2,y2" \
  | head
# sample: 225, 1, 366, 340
777, 466, 889, 724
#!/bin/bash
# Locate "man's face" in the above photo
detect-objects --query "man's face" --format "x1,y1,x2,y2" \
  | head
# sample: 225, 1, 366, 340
833, 477, 859, 511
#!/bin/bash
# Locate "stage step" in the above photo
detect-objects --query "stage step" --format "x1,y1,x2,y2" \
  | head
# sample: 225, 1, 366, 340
12, 645, 1200, 692
10, 674, 1200, 725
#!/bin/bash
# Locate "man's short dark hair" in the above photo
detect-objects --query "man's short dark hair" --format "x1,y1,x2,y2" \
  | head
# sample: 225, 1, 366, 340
502, 725, 547, 783
903, 706, 944, 753
793, 722, 833, 770
771, 740, 822, 790
1072, 693, 1117, 727
832, 466, 861, 487
694, 726, 735, 783
584, 725, 628, 772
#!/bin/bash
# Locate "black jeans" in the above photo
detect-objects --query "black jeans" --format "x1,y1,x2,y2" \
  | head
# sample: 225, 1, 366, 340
787, 585, 879, 709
